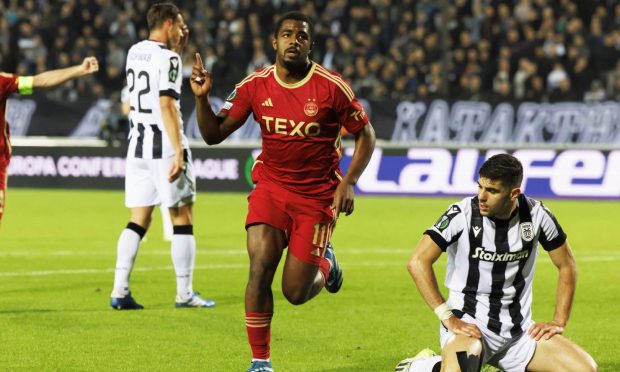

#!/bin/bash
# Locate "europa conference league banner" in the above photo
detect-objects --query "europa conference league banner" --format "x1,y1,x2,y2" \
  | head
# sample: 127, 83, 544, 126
8, 145, 620, 200
8, 146, 256, 192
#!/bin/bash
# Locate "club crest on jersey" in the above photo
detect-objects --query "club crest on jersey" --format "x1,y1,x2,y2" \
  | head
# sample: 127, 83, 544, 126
520, 222, 534, 242
168, 57, 179, 82
304, 99, 318, 117
446, 205, 461, 217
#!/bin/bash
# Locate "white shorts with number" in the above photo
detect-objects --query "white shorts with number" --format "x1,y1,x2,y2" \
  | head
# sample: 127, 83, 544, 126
439, 313, 537, 372
125, 152, 196, 209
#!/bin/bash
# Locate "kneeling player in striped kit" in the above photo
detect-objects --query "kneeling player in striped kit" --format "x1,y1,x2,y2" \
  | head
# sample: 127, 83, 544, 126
406, 154, 597, 372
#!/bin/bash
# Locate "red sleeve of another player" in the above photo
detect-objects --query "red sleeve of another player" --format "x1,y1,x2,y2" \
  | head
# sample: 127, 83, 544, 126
334, 86, 369, 135
218, 81, 252, 123
0, 74, 18, 97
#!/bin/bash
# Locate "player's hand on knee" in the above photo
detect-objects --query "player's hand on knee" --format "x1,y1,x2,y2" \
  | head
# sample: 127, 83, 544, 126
527, 320, 564, 341
444, 317, 482, 339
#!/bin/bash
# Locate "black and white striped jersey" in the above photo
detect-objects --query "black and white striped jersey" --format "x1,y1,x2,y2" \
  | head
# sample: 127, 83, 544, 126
425, 194, 567, 338
125, 40, 188, 159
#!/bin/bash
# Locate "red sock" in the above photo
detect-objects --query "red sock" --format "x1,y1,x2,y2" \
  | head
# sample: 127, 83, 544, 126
246, 312, 273, 360
320, 256, 331, 284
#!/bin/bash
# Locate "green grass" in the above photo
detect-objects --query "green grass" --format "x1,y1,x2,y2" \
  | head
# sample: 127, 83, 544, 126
1, 189, 618, 371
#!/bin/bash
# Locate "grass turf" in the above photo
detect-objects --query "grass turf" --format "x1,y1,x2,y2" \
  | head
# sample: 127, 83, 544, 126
0, 189, 618, 371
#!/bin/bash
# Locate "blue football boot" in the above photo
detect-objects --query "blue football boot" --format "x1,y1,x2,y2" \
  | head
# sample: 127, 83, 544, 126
175, 292, 215, 308
247, 360, 273, 372
324, 242, 343, 293
110, 291, 144, 310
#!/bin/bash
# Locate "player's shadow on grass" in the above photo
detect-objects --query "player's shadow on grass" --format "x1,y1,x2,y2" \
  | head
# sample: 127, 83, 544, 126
320, 366, 377, 371
0, 309, 55, 314
600, 362, 620, 370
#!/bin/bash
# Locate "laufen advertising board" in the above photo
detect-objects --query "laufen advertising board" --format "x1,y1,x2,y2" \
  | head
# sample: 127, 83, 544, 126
340, 148, 620, 200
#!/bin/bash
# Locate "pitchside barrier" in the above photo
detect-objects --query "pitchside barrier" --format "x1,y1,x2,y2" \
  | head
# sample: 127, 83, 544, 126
8, 138, 619, 200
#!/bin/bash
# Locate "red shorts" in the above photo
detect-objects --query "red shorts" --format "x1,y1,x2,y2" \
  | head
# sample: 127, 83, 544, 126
246, 178, 335, 280
0, 158, 8, 221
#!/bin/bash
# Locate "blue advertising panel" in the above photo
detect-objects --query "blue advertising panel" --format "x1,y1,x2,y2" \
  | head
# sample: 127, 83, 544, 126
340, 148, 620, 200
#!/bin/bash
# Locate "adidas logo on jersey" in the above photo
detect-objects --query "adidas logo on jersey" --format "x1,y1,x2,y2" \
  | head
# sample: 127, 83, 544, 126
261, 98, 273, 107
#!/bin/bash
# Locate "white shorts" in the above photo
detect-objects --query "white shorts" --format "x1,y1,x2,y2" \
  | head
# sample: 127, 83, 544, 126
439, 313, 536, 372
125, 151, 196, 209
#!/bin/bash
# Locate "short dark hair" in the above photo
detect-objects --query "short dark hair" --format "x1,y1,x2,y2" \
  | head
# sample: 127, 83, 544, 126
478, 154, 523, 188
274, 11, 314, 42
147, 2, 180, 31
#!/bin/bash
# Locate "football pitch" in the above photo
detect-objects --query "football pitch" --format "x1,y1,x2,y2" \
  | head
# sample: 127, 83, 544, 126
1, 189, 618, 371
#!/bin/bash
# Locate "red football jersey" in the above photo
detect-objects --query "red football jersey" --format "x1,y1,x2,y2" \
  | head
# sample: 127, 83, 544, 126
0, 74, 19, 161
219, 62, 369, 198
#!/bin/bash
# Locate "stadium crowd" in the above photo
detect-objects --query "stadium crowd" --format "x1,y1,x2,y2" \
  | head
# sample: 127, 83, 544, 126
2, 0, 620, 104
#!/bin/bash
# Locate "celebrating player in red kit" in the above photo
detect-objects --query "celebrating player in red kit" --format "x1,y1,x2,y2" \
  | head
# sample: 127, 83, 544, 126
0, 57, 99, 224
191, 11, 375, 372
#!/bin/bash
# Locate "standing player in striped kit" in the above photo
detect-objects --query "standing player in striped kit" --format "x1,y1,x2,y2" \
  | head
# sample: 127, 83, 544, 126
407, 154, 597, 372
191, 11, 376, 372
110, 3, 214, 310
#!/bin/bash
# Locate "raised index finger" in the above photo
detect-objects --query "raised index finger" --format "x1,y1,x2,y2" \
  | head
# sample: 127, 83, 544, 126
195, 52, 204, 68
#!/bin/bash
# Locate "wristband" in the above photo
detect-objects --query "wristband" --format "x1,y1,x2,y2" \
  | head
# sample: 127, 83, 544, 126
434, 302, 454, 321
17, 76, 34, 95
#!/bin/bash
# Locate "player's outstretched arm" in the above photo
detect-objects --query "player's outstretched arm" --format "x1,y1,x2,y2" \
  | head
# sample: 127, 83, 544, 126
190, 52, 244, 145
528, 240, 577, 341
408, 235, 482, 339
32, 57, 99, 88
332, 123, 376, 217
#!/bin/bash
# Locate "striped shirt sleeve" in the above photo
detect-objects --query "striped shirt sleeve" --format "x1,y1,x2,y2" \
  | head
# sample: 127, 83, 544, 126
424, 203, 466, 251
158, 51, 181, 99
538, 203, 567, 251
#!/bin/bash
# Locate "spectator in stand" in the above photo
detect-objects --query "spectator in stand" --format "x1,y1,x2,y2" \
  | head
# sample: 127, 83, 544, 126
494, 79, 515, 104
246, 36, 271, 75
513, 58, 537, 100
467, 74, 485, 101
571, 55, 596, 94
417, 83, 430, 102
584, 80, 606, 103
493, 59, 511, 94
524, 75, 547, 103
549, 77, 579, 102
609, 74, 620, 101
457, 74, 471, 101
3, 0, 620, 107
547, 62, 569, 92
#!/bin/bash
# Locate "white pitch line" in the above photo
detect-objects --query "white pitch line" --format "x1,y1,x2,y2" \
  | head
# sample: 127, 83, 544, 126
0, 256, 618, 278
0, 263, 247, 277
0, 248, 619, 258
0, 249, 248, 257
